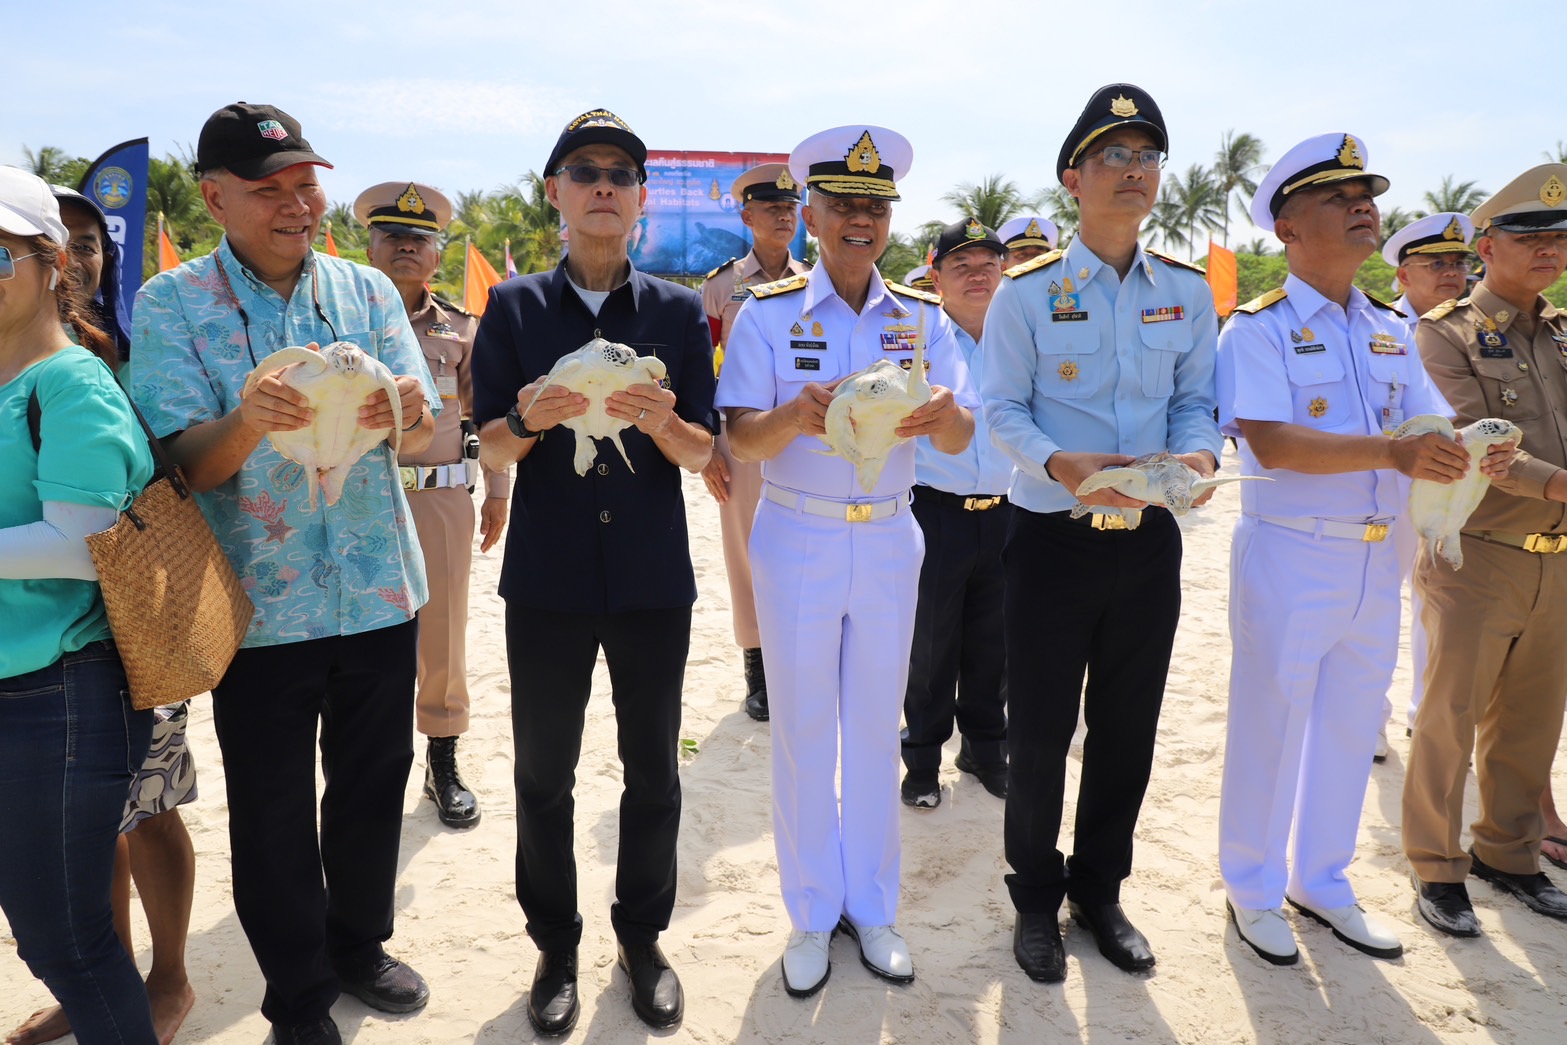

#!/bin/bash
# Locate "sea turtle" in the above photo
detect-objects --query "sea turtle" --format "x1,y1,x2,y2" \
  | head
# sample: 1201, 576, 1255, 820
241, 341, 403, 510
818, 330, 932, 494
1395, 414, 1523, 569
520, 337, 669, 476
1069, 451, 1270, 529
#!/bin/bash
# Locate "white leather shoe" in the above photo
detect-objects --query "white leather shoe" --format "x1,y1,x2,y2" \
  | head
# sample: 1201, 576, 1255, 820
1373, 725, 1390, 763
837, 916, 914, 983
781, 930, 832, 997
1286, 896, 1403, 959
1227, 901, 1299, 965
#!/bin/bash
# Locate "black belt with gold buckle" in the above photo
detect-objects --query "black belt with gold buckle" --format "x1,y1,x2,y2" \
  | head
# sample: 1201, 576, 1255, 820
914, 486, 1008, 512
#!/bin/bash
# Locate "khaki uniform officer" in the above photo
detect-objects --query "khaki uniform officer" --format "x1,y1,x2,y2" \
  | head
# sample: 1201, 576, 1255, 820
357, 181, 509, 828
997, 214, 1060, 270
699, 163, 808, 721
1404, 164, 1567, 935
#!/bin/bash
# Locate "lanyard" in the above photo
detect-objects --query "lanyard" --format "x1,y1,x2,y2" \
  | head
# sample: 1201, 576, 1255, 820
213, 253, 339, 367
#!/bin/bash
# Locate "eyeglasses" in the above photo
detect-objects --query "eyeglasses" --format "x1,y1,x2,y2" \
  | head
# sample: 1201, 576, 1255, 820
0, 246, 44, 280
1403, 257, 1471, 273
553, 164, 643, 188
1084, 146, 1167, 171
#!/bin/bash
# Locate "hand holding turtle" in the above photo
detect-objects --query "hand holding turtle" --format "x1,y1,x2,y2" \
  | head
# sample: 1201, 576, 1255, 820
1173, 450, 1219, 506
1476, 438, 1517, 480
239, 341, 315, 434
1390, 429, 1469, 483
606, 382, 677, 435
360, 375, 426, 434
515, 378, 588, 433
1046, 451, 1147, 509
895, 385, 958, 439
790, 381, 840, 438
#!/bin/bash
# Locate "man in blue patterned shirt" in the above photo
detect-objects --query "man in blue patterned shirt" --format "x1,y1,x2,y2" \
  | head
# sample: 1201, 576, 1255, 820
130, 103, 438, 1045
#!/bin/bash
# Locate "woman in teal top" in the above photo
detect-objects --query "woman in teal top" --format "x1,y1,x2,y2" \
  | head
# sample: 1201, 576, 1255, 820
0, 166, 158, 1043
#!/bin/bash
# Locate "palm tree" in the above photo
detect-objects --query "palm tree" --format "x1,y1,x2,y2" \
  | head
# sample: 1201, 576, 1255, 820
1032, 185, 1079, 244
22, 145, 89, 187
1147, 185, 1189, 255
323, 202, 366, 254
1170, 165, 1225, 261
1238, 238, 1275, 257
1545, 142, 1567, 163
940, 175, 1027, 229
1421, 176, 1487, 217
1211, 131, 1267, 247
145, 155, 221, 276
1379, 206, 1414, 244
877, 232, 927, 284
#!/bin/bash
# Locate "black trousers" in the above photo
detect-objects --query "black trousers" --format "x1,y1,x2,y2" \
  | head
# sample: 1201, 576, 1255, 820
1002, 509, 1181, 912
210, 620, 417, 1025
902, 489, 1010, 772
505, 604, 689, 952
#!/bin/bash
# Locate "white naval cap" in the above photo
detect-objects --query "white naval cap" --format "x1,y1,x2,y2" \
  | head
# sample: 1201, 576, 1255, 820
997, 215, 1059, 251
789, 125, 913, 201
1251, 132, 1389, 234
1381, 212, 1474, 266
904, 263, 934, 289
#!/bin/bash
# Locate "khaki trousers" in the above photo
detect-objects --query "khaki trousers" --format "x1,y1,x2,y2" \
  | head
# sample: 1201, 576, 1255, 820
1404, 533, 1567, 881
408, 484, 475, 737
715, 426, 763, 649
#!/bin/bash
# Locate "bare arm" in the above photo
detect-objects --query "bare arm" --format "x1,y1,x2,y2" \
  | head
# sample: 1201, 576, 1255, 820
1238, 419, 1468, 482
167, 370, 310, 492
726, 383, 837, 463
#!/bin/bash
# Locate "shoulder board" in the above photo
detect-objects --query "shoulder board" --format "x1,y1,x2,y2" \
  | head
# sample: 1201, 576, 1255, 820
1003, 249, 1065, 280
1233, 287, 1287, 315
1146, 249, 1206, 276
748, 273, 808, 299
884, 279, 942, 304
704, 257, 738, 281
1362, 291, 1406, 317
1421, 298, 1461, 322
430, 293, 474, 318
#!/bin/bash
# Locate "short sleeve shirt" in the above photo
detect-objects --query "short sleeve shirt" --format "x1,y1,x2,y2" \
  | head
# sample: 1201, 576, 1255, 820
129, 239, 439, 648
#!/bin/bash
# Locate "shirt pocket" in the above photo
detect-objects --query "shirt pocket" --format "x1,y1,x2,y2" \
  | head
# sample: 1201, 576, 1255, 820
774, 347, 842, 398
1284, 351, 1353, 429
1472, 354, 1542, 422
1139, 318, 1192, 398
1033, 336, 1098, 400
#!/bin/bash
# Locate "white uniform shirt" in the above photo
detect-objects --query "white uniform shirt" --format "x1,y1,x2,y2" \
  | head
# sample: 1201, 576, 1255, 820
716, 264, 979, 500
1216, 273, 1450, 521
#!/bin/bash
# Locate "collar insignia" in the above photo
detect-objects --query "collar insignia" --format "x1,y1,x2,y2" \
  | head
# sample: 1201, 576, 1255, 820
789, 321, 804, 336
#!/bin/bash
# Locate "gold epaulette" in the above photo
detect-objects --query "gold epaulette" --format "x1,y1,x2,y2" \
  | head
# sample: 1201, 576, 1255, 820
884, 279, 942, 304
749, 273, 809, 299
704, 257, 737, 282
1233, 287, 1287, 314
1422, 298, 1462, 321
1003, 248, 1065, 279
1146, 248, 1206, 276
431, 293, 474, 318
1363, 291, 1406, 317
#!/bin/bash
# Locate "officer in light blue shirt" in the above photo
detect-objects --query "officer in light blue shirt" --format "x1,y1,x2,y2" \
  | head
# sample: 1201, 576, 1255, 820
901, 217, 1014, 810
980, 83, 1223, 985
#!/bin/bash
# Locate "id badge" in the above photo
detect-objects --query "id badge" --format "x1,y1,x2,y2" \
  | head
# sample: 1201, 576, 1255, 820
436, 374, 459, 400
1381, 406, 1404, 435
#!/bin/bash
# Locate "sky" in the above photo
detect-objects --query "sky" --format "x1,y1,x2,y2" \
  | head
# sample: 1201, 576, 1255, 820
8, 0, 1555, 256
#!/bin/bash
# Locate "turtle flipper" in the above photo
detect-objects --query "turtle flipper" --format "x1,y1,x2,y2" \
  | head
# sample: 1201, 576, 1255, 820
1190, 474, 1273, 496
242, 345, 327, 398
608, 430, 636, 475
1075, 466, 1147, 501
1391, 414, 1455, 440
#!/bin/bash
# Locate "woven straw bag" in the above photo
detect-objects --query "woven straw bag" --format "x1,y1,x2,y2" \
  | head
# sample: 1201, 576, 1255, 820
30, 386, 255, 709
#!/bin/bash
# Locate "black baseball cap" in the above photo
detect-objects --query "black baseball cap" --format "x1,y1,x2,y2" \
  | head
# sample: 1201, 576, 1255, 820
543, 109, 648, 180
932, 217, 1005, 266
197, 102, 332, 181
1056, 84, 1167, 184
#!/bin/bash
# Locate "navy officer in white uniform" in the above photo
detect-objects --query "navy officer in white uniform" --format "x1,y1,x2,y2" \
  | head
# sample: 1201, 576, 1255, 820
716, 125, 977, 998
1214, 133, 1499, 967
997, 214, 1060, 270
981, 83, 1222, 984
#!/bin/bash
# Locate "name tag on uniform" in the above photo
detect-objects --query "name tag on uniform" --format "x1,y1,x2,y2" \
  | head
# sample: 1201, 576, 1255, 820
426, 323, 460, 340
790, 340, 827, 351
435, 375, 459, 399
1369, 333, 1406, 355
1293, 343, 1326, 354
1141, 306, 1184, 323
1049, 293, 1087, 322
794, 357, 820, 371
1480, 345, 1514, 359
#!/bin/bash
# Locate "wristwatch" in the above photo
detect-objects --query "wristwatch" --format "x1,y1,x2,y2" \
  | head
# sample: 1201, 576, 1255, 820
505, 405, 539, 440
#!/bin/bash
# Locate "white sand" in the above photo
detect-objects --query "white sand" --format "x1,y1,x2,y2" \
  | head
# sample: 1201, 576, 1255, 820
6, 446, 1566, 1043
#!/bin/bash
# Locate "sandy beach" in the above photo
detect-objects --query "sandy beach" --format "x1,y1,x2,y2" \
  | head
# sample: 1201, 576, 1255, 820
5, 446, 1566, 1044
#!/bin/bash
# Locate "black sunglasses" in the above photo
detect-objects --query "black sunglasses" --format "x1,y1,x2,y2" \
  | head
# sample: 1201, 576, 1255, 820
553, 164, 643, 188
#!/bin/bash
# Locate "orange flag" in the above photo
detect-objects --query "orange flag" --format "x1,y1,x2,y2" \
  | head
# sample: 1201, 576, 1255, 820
463, 238, 502, 316
157, 213, 180, 272
1206, 240, 1238, 318
323, 221, 340, 258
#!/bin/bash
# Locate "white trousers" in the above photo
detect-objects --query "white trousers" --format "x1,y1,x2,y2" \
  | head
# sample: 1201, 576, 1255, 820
1219, 516, 1400, 910
1383, 511, 1426, 732
750, 494, 922, 931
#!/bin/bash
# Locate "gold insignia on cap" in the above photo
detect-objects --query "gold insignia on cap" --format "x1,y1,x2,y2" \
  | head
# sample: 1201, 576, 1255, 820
776, 169, 797, 191
965, 218, 985, 240
1442, 216, 1464, 240
1337, 135, 1364, 170
845, 131, 882, 174
1542, 175, 1566, 207
1309, 396, 1328, 418
1025, 218, 1044, 238
396, 184, 426, 215
1109, 94, 1138, 118
1058, 360, 1079, 381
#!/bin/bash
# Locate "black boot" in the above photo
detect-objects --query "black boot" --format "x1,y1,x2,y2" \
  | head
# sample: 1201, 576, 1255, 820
742, 647, 768, 721
424, 736, 480, 828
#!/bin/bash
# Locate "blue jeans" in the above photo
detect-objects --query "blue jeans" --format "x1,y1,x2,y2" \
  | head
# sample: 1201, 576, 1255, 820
0, 640, 155, 1044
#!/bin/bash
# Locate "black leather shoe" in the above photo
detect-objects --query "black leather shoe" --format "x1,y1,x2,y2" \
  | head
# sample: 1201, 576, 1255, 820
338, 952, 429, 1013
617, 940, 683, 1029
1013, 912, 1066, 983
424, 736, 480, 828
1412, 875, 1481, 937
1469, 848, 1567, 918
1069, 901, 1156, 972
954, 751, 1008, 799
900, 769, 940, 809
272, 1017, 342, 1045
528, 949, 579, 1036
742, 647, 769, 721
